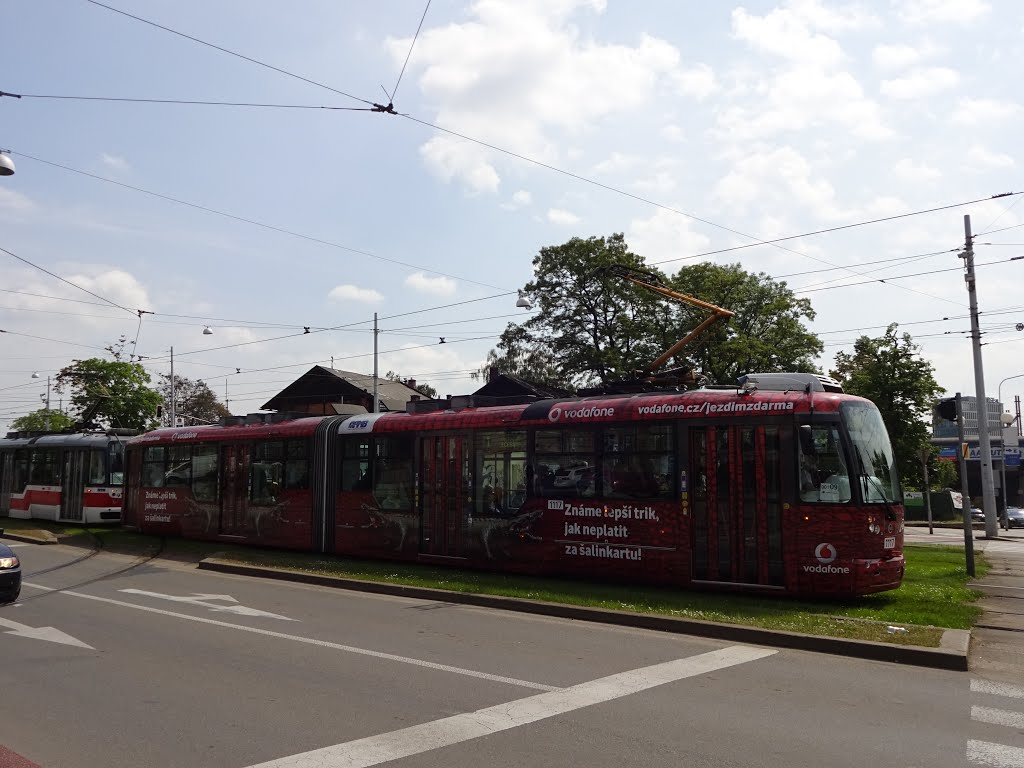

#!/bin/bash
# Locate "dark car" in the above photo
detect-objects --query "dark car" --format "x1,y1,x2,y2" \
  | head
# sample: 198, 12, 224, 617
1007, 507, 1024, 529
0, 541, 22, 604
971, 507, 985, 522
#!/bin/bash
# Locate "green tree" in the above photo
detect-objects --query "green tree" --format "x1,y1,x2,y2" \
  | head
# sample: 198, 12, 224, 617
664, 262, 822, 384
156, 374, 231, 425
932, 458, 959, 490
10, 409, 75, 432
54, 357, 162, 431
384, 371, 438, 399
830, 324, 942, 486
481, 234, 822, 388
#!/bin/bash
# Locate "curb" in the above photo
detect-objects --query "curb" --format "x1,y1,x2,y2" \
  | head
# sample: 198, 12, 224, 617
0, 530, 58, 545
198, 558, 970, 671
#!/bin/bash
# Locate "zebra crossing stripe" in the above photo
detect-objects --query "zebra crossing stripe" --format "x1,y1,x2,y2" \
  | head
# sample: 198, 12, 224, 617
972, 706, 1024, 729
968, 740, 1024, 767
972, 679, 1024, 700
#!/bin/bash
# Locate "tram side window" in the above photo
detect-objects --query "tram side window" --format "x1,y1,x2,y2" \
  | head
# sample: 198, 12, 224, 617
191, 444, 218, 502
165, 445, 192, 486
798, 424, 852, 503
30, 449, 61, 485
340, 438, 371, 491
251, 441, 285, 504
534, 429, 597, 497
602, 424, 675, 499
476, 431, 528, 517
108, 442, 125, 485
142, 446, 166, 488
13, 450, 30, 492
87, 449, 107, 485
285, 439, 310, 489
374, 437, 413, 510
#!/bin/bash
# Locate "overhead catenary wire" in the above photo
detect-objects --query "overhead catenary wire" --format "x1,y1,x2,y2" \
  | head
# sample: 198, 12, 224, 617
50, 3, 1010, 305
0, 92, 377, 111
79, 0, 377, 107
12, 151, 511, 293
1, 244, 138, 316
389, 0, 431, 104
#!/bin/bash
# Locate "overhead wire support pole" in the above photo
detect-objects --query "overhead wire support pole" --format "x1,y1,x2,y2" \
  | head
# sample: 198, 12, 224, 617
373, 312, 379, 414
170, 346, 175, 428
962, 214, 999, 538
956, 393, 977, 576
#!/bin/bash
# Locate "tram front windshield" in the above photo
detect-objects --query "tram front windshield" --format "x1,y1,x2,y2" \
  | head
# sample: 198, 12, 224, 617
842, 402, 900, 504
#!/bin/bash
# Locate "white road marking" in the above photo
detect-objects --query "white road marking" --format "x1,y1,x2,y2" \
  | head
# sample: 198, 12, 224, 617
118, 588, 294, 620
3, 543, 30, 548
968, 740, 1024, 767
974, 584, 1024, 591
973, 706, 1024, 729
244, 646, 776, 768
0, 615, 93, 649
973, 679, 1024, 700
23, 582, 554, 690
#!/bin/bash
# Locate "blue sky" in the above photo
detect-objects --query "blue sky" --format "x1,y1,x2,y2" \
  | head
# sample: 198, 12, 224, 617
1, 0, 1022, 429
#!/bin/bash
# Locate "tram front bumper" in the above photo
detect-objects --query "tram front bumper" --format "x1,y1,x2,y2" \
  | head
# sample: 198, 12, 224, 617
853, 554, 905, 594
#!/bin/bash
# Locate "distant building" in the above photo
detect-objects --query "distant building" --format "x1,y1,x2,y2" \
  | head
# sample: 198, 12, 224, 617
260, 366, 426, 415
472, 368, 574, 400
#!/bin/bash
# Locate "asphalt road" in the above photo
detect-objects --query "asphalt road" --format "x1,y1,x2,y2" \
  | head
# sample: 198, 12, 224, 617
0, 541, 1021, 768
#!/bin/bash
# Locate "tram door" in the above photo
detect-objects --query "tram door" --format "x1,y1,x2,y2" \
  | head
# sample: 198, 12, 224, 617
61, 450, 86, 522
689, 425, 784, 587
220, 444, 250, 536
419, 435, 468, 558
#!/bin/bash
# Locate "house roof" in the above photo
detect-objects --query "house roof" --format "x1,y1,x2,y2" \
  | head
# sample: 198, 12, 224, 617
260, 366, 424, 412
472, 372, 573, 400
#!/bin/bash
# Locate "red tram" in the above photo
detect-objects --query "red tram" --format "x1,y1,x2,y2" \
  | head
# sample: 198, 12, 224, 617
123, 373, 905, 596
0, 431, 129, 524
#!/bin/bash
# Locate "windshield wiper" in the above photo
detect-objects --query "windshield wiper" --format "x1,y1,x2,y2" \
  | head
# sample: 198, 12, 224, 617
863, 473, 897, 521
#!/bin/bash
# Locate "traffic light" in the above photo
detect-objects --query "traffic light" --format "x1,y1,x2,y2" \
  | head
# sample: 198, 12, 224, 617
935, 397, 958, 422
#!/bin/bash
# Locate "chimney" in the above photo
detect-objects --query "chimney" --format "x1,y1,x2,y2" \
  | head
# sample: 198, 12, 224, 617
489, 366, 499, 383
406, 378, 417, 390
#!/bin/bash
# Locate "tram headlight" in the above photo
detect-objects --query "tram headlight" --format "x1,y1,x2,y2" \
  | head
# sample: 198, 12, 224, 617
0, 556, 19, 569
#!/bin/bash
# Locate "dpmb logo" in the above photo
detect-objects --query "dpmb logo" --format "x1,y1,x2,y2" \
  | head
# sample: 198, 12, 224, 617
803, 542, 850, 575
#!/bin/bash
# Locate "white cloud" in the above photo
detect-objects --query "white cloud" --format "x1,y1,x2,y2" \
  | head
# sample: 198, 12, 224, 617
627, 208, 712, 265
880, 66, 960, 99
547, 208, 581, 225
898, 0, 991, 25
951, 98, 1021, 125
893, 158, 942, 181
0, 187, 35, 215
714, 145, 852, 220
501, 189, 532, 210
386, 1, 693, 192
100, 153, 130, 172
58, 267, 153, 314
871, 42, 936, 70
720, 5, 891, 141
328, 284, 384, 303
405, 272, 456, 296
592, 152, 641, 174
966, 144, 1015, 169
661, 124, 685, 142
673, 63, 717, 100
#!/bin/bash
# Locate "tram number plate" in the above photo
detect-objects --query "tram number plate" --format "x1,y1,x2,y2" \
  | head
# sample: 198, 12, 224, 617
883, 536, 896, 549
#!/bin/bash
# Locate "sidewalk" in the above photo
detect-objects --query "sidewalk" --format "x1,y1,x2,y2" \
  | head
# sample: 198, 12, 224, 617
967, 530, 1024, 682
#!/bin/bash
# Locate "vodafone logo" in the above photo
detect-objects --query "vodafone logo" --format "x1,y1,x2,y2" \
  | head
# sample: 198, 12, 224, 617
814, 543, 837, 564
547, 404, 615, 423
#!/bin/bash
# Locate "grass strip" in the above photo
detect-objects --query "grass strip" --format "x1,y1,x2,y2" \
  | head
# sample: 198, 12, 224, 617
218, 544, 987, 647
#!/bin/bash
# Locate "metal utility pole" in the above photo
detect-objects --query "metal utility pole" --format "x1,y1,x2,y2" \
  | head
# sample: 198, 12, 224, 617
372, 312, 379, 414
169, 346, 176, 428
956, 393, 977, 576
919, 447, 933, 534
962, 214, 999, 538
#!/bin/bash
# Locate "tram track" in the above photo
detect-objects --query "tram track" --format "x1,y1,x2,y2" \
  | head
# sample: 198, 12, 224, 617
18, 531, 166, 604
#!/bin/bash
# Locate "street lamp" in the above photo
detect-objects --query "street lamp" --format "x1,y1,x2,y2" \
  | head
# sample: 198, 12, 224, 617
516, 290, 532, 309
203, 326, 213, 335
0, 150, 15, 177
